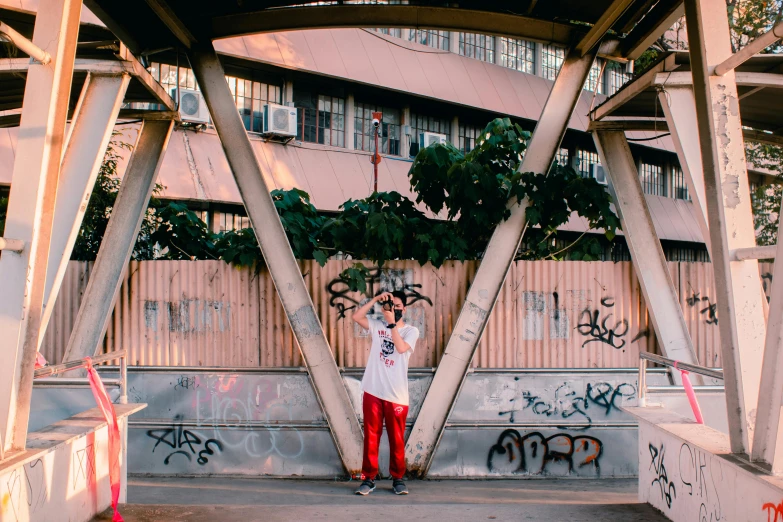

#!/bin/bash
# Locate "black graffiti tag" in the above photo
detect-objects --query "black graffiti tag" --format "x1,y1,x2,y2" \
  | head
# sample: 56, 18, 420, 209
326, 266, 432, 319
576, 300, 629, 350
487, 430, 603, 475
147, 414, 223, 466
686, 289, 718, 325
650, 443, 676, 508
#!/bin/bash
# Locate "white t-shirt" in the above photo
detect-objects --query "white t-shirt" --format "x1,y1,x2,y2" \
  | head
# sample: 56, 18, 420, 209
360, 318, 419, 406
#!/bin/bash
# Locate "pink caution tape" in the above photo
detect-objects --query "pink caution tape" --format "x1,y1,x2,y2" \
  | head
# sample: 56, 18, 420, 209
84, 357, 124, 522
674, 361, 704, 425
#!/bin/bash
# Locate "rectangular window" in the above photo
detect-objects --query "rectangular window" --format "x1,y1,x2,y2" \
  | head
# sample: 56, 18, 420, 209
670, 166, 690, 200
458, 123, 485, 154
409, 29, 450, 50
294, 91, 345, 147
375, 28, 402, 38
410, 112, 451, 146
556, 148, 570, 167
458, 33, 495, 63
640, 162, 665, 196
354, 102, 401, 155
215, 211, 251, 233
607, 62, 633, 95
577, 149, 599, 178
499, 37, 535, 74
584, 60, 604, 93
541, 44, 565, 80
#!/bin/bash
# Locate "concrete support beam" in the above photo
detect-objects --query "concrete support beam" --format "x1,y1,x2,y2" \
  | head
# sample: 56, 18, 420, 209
61, 120, 174, 364
0, 0, 81, 458
405, 46, 598, 477
187, 43, 363, 476
38, 73, 131, 353
684, 0, 767, 456
593, 130, 702, 383
753, 215, 783, 472
575, 0, 635, 56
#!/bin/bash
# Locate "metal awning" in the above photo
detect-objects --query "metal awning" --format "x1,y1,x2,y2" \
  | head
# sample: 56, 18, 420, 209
591, 51, 783, 144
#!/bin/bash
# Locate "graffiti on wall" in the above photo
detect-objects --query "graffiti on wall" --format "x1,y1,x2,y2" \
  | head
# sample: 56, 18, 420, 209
487, 429, 603, 475
498, 378, 636, 426
686, 286, 718, 326
144, 299, 232, 334
4, 458, 47, 520
678, 442, 721, 521
649, 443, 676, 509
147, 414, 223, 465
576, 297, 629, 350
73, 444, 96, 489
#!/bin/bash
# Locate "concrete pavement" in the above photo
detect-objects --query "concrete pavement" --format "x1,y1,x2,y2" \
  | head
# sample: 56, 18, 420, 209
93, 477, 668, 521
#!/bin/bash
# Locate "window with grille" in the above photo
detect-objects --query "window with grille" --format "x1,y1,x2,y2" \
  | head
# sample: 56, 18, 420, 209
577, 149, 599, 178
410, 112, 451, 144
149, 62, 281, 132
458, 123, 486, 154
459, 33, 495, 63
499, 37, 535, 74
556, 148, 570, 167
670, 166, 690, 200
293, 91, 345, 147
354, 102, 401, 155
214, 211, 251, 232
541, 44, 565, 80
606, 62, 633, 95
584, 60, 604, 93
409, 29, 450, 50
640, 162, 666, 196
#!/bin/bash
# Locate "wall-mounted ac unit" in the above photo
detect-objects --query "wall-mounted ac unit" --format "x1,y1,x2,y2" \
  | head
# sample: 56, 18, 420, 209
419, 131, 447, 148
590, 163, 608, 185
172, 88, 210, 124
263, 103, 298, 137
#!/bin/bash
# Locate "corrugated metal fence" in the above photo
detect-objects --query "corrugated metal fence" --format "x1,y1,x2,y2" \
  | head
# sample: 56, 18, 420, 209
41, 259, 772, 368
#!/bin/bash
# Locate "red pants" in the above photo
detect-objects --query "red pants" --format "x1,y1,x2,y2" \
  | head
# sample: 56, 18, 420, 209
361, 392, 408, 480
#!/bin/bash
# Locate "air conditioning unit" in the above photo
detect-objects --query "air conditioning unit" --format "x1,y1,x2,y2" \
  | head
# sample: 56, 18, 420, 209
419, 131, 447, 148
172, 88, 210, 124
590, 163, 608, 185
262, 103, 298, 137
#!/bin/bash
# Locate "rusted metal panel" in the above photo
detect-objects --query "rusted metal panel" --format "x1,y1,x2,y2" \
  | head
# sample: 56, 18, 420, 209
46, 259, 776, 369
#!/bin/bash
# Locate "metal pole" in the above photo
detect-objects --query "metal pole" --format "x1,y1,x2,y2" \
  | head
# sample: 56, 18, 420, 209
62, 120, 174, 364
188, 42, 363, 476
119, 354, 128, 405
405, 45, 599, 477
638, 358, 648, 407
684, 0, 768, 456
0, 0, 82, 458
374, 124, 379, 193
0, 238, 24, 252
593, 130, 702, 384
0, 20, 51, 64
37, 73, 131, 352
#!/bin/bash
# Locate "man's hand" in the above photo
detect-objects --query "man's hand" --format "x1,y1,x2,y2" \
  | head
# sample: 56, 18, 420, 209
382, 308, 395, 325
375, 292, 392, 304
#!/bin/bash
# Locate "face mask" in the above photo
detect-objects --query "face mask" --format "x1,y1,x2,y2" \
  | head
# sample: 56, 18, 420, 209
394, 309, 403, 323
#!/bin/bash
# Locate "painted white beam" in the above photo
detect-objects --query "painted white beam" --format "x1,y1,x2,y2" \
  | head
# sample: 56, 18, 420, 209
684, 0, 767, 456
187, 42, 364, 476
62, 120, 174, 366
654, 71, 783, 88
593, 130, 702, 384
0, 20, 51, 64
37, 73, 130, 354
405, 45, 599, 477
576, 0, 634, 56
733, 246, 777, 261
752, 211, 783, 472
0, 0, 81, 459
0, 238, 24, 252
715, 20, 783, 76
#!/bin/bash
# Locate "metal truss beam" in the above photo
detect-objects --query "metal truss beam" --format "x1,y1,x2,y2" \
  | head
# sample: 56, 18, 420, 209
187, 42, 364, 476
0, 0, 82, 459
684, 0, 767, 456
405, 46, 599, 477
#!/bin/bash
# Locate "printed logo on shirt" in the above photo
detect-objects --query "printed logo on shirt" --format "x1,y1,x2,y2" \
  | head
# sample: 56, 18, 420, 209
380, 338, 395, 357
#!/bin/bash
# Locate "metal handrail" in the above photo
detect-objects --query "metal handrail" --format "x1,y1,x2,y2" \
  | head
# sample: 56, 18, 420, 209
638, 352, 723, 408
34, 350, 128, 404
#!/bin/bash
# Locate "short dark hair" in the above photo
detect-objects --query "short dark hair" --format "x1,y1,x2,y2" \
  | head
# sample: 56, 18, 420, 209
391, 290, 407, 307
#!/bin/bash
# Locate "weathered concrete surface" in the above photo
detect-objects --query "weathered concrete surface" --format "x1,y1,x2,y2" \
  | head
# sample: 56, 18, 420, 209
93, 477, 667, 521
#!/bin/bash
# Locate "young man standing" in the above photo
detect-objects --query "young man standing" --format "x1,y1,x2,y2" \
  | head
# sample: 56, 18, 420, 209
352, 290, 419, 496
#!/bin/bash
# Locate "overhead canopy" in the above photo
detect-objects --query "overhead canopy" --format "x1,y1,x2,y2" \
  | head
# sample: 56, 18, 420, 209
83, 0, 684, 61
592, 51, 783, 143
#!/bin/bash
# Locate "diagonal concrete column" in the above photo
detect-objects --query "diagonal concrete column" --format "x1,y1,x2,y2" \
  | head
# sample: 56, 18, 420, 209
188, 42, 363, 476
684, 0, 767, 456
38, 72, 131, 353
62, 120, 174, 364
405, 47, 598, 477
0, 0, 82, 458
593, 129, 702, 384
